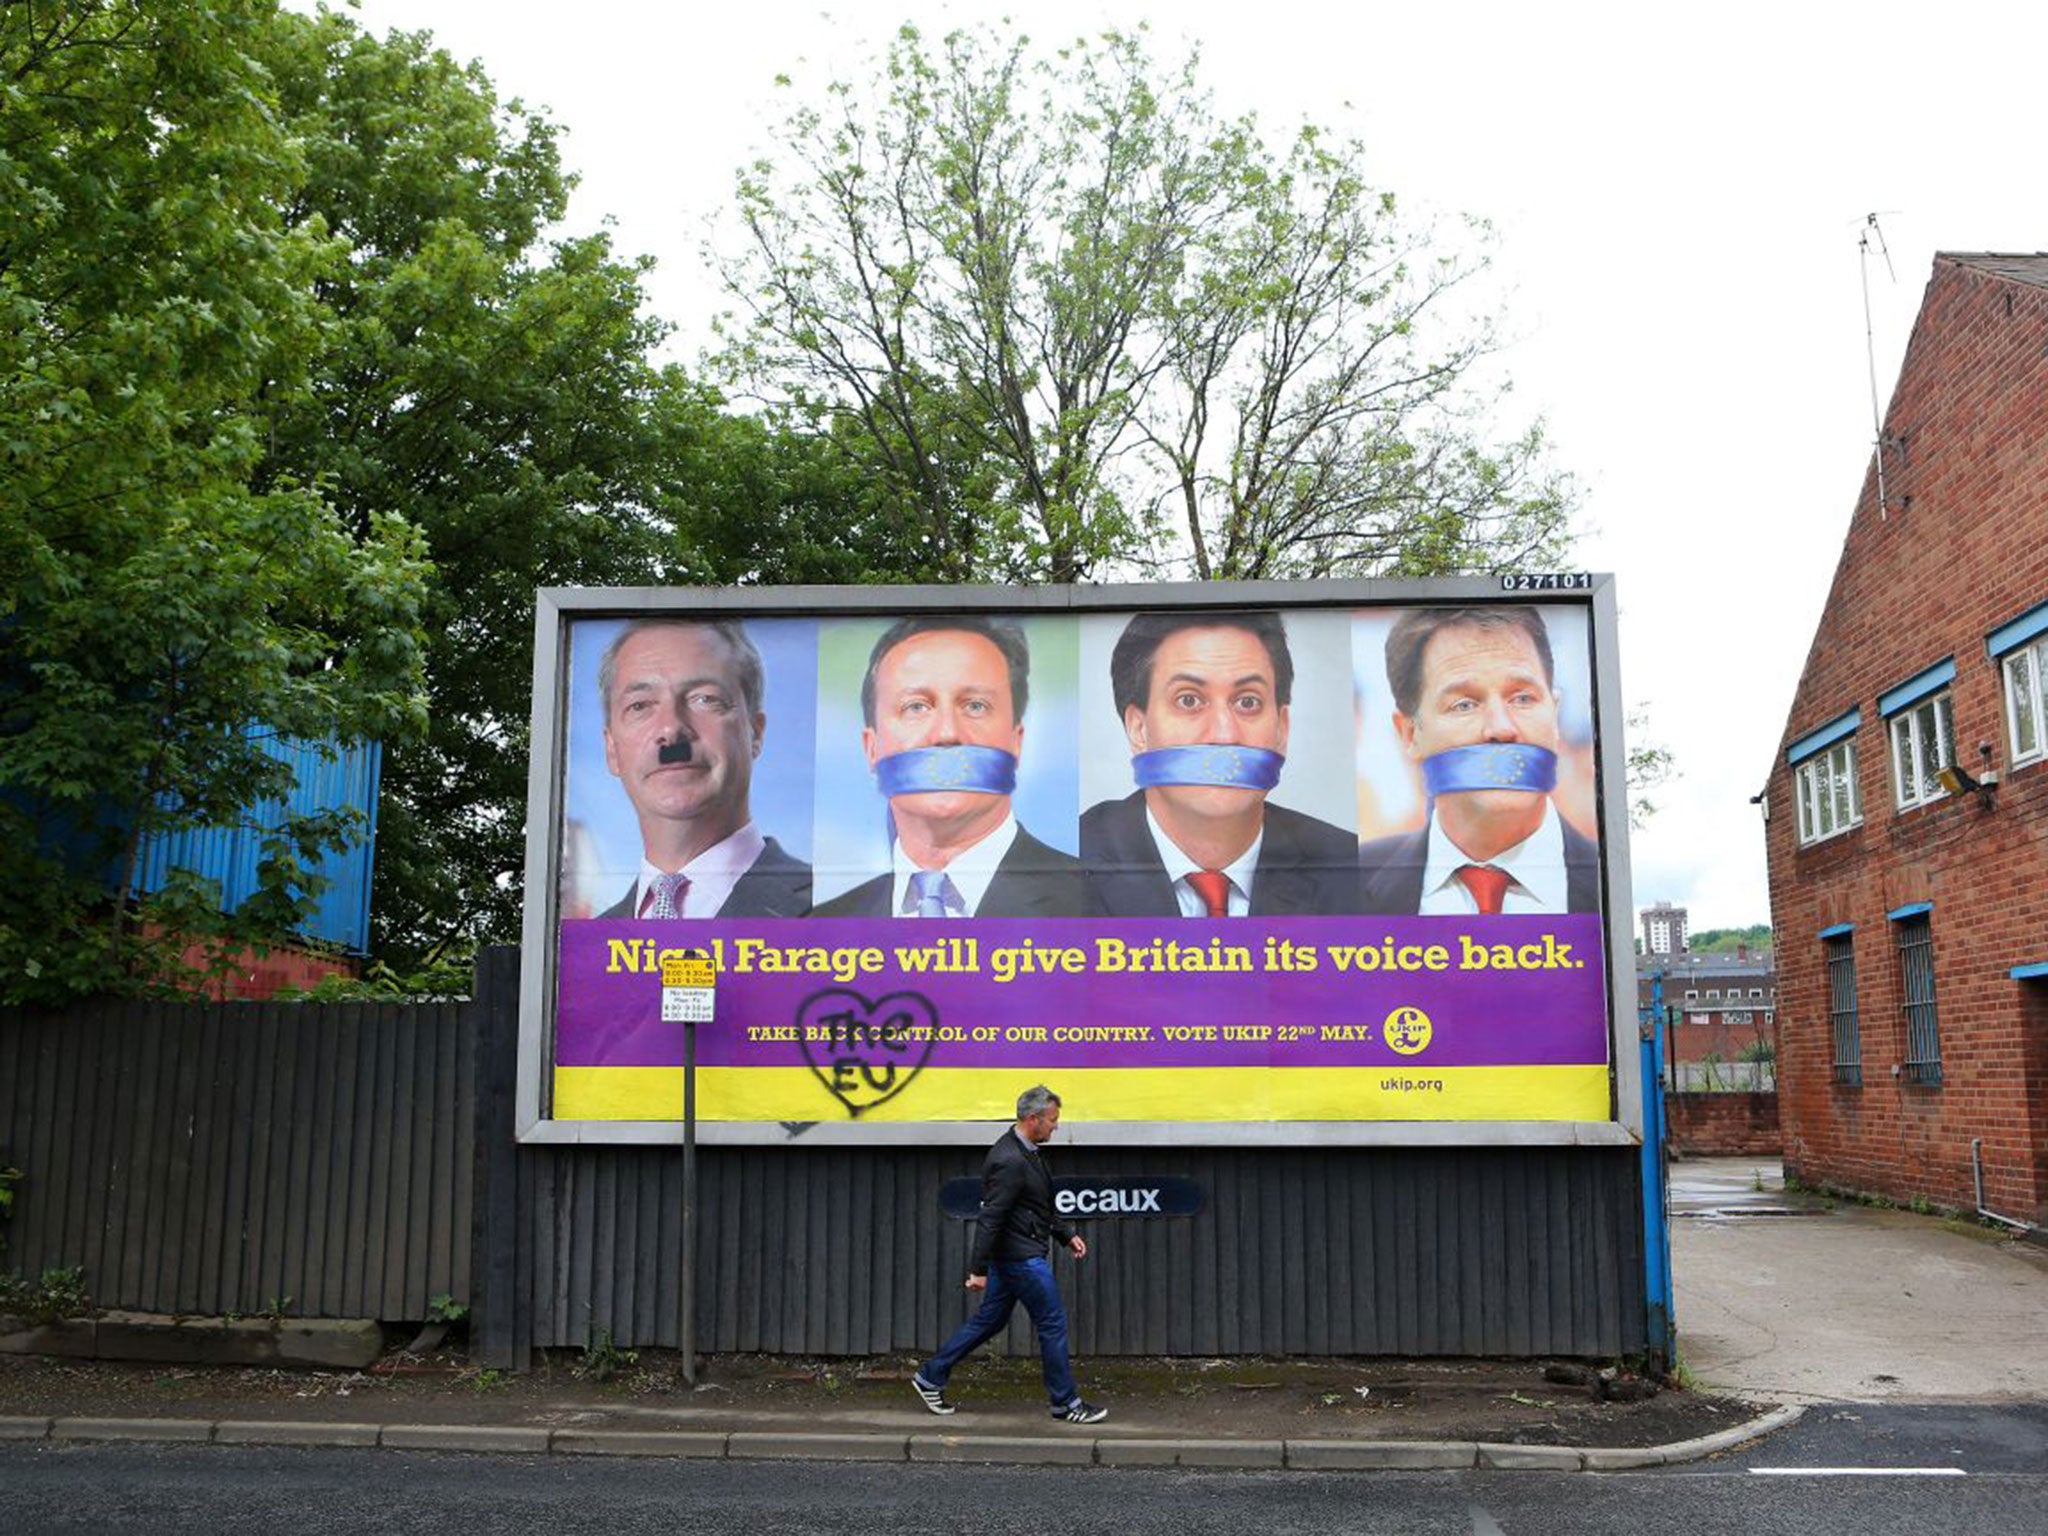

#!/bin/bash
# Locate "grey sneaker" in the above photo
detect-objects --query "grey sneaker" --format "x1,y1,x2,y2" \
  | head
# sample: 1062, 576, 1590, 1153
911, 1375, 956, 1415
1051, 1398, 1108, 1424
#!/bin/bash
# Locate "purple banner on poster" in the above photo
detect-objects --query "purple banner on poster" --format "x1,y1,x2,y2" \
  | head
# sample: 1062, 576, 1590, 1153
555, 915, 1609, 1072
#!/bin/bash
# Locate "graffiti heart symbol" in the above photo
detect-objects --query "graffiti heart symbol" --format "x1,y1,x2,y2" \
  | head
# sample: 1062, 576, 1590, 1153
794, 988, 939, 1117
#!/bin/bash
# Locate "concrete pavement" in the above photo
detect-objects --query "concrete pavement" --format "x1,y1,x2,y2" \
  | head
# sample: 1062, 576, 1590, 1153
1672, 1156, 2048, 1403
9, 1154, 2047, 1467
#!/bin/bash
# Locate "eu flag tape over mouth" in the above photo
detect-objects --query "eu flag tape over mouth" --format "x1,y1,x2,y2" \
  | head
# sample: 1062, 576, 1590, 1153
1131, 745, 1284, 791
875, 745, 1019, 797
1422, 742, 1557, 798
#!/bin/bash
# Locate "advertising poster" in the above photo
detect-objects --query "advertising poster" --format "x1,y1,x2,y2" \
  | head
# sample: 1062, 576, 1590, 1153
523, 583, 1632, 1143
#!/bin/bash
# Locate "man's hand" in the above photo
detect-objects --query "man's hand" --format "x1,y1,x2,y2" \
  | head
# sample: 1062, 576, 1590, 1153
1068, 1235, 1088, 1260
964, 1273, 987, 1291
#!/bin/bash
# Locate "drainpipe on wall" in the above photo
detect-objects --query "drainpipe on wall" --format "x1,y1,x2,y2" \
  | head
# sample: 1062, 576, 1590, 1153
1971, 1138, 2042, 1238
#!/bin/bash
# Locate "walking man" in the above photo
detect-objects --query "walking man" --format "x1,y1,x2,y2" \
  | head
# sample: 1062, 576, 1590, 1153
911, 1086, 1108, 1423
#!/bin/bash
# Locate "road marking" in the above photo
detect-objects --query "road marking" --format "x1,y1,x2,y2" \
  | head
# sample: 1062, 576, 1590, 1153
1749, 1467, 1966, 1477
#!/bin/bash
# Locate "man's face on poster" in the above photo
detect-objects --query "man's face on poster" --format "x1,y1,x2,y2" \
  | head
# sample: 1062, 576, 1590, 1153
1393, 620, 1560, 818
1123, 625, 1289, 820
603, 624, 761, 841
863, 628, 1023, 824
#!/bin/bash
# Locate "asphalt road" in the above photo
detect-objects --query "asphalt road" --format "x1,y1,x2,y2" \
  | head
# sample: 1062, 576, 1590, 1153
6, 1406, 2046, 1536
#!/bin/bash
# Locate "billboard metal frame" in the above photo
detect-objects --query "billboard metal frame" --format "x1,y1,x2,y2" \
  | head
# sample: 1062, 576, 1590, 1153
516, 576, 1642, 1148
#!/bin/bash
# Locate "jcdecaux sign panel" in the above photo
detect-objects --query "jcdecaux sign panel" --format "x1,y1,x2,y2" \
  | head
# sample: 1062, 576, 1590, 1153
515, 577, 1642, 1147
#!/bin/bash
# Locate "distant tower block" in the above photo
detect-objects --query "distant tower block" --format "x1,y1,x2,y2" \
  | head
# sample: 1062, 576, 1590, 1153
1642, 903, 1688, 956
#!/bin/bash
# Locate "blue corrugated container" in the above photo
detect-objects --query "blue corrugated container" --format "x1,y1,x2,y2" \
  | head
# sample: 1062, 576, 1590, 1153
133, 734, 383, 953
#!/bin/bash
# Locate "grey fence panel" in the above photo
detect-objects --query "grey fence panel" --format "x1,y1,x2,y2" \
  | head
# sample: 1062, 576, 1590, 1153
0, 995, 474, 1321
480, 1135, 1645, 1362
7, 949, 1644, 1364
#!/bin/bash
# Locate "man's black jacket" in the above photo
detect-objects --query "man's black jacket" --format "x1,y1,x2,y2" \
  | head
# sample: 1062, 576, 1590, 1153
969, 1128, 1076, 1276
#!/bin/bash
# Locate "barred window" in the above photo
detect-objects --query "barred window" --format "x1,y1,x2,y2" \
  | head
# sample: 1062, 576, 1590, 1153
1826, 934, 1860, 1087
1895, 913, 1941, 1086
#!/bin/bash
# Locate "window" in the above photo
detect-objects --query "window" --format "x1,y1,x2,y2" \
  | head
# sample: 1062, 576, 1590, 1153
1795, 739, 1861, 844
1895, 912, 1941, 1086
1749, 987, 1764, 999
1684, 989, 1698, 1001
1889, 691, 1954, 809
2005, 634, 2047, 767
1825, 934, 1860, 1086
1706, 988, 1720, 999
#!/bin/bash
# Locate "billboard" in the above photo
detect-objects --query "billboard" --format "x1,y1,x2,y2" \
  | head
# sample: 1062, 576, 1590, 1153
517, 578, 1642, 1146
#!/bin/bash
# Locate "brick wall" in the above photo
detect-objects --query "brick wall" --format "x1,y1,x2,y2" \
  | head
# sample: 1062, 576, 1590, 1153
1666, 1092, 1782, 1157
1764, 256, 2048, 1224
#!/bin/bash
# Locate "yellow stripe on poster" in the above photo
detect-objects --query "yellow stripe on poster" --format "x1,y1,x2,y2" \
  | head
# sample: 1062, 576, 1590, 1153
551, 1065, 1611, 1124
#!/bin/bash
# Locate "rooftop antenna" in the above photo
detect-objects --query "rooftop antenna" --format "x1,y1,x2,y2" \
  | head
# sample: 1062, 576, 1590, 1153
1860, 213, 1898, 519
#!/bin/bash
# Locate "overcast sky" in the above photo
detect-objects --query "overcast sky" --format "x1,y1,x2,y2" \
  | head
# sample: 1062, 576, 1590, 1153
318, 0, 2048, 930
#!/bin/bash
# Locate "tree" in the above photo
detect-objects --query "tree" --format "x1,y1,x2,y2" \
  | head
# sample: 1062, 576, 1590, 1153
1625, 708, 1677, 829
0, 1, 430, 1002
718, 23, 1573, 585
250, 9, 915, 966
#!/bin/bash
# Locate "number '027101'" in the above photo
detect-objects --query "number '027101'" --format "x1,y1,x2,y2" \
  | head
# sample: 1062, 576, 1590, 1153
1499, 573, 1591, 592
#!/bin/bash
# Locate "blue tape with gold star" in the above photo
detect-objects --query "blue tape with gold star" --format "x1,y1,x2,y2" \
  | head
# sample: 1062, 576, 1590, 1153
1131, 745, 1285, 791
875, 745, 1019, 797
1422, 742, 1558, 797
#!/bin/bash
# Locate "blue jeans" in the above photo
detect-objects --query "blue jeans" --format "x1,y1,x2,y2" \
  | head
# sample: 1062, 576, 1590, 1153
919, 1256, 1078, 1408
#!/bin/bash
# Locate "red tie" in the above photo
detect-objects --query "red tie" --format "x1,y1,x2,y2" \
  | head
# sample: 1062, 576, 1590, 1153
1456, 864, 1511, 915
1186, 869, 1232, 918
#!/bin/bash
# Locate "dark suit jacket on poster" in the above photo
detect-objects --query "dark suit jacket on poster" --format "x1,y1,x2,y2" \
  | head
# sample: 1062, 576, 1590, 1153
810, 826, 1097, 919
598, 836, 813, 919
1079, 791, 1361, 917
1357, 815, 1600, 915
970, 1129, 1076, 1275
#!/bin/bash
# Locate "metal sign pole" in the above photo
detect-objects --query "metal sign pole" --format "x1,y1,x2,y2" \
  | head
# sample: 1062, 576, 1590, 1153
681, 1009, 697, 1386
661, 948, 714, 1389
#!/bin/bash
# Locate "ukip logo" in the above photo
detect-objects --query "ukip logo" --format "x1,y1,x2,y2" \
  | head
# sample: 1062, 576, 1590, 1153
1384, 1006, 1433, 1056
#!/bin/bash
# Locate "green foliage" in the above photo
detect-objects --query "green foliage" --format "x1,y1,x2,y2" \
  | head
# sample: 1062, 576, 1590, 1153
1625, 709, 1676, 828
1689, 925, 1773, 954
246, 12, 894, 966
428, 1292, 469, 1326
0, 1, 431, 1002
1738, 1038, 1776, 1067
576, 1328, 639, 1383
0, 1265, 91, 1325
719, 22, 1575, 583
275, 955, 474, 1003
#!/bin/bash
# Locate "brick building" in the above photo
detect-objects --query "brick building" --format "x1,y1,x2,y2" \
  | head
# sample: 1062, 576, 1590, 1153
1762, 253, 2048, 1225
1637, 945, 1778, 1089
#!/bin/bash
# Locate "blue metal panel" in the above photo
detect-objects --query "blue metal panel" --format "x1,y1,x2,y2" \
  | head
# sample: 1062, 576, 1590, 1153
1878, 657, 1956, 717
1786, 708, 1862, 766
1818, 922, 1855, 939
133, 734, 382, 952
2011, 962, 2048, 981
1987, 598, 2048, 659
1887, 901, 1934, 922
1638, 973, 1673, 1369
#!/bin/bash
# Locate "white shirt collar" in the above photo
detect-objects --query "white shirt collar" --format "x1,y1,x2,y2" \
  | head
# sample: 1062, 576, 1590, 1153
636, 822, 766, 919
1417, 800, 1569, 915
1143, 804, 1263, 918
889, 814, 1019, 917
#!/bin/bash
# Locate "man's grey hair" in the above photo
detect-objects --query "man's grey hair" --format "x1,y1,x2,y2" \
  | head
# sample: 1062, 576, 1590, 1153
597, 619, 765, 719
1016, 1084, 1062, 1119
